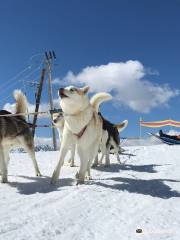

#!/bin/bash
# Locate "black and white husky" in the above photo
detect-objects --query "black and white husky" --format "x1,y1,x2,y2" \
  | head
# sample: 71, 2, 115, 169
51, 86, 112, 184
0, 90, 41, 183
94, 113, 128, 166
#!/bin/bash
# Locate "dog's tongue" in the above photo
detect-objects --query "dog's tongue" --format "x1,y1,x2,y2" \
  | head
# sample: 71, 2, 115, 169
59, 88, 68, 98
61, 92, 68, 98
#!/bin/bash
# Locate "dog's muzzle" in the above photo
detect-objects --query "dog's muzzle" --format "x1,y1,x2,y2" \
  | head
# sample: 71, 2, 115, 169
53, 119, 57, 124
59, 88, 68, 98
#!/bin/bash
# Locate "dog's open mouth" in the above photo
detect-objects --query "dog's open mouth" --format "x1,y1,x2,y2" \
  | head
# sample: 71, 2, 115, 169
60, 92, 68, 98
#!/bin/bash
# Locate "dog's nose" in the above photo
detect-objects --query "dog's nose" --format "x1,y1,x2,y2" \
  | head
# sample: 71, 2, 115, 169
59, 88, 64, 96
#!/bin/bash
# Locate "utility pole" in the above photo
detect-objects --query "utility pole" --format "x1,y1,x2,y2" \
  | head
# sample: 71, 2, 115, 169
45, 51, 57, 151
32, 68, 46, 137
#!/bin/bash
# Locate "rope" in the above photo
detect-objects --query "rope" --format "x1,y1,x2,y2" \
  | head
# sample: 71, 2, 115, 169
0, 111, 49, 118
0, 108, 62, 118
30, 124, 56, 128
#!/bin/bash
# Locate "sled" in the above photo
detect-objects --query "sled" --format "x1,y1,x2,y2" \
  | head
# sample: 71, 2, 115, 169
148, 133, 180, 145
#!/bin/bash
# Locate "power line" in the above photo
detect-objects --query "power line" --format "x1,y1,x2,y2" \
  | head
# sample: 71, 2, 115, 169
0, 65, 31, 90
0, 62, 43, 95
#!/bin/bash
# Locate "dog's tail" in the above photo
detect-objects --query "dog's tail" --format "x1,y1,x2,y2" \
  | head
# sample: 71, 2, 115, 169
13, 90, 28, 120
114, 120, 128, 133
90, 92, 112, 112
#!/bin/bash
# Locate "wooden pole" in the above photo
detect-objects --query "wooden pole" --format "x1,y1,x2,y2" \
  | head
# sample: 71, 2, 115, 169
32, 68, 46, 137
46, 59, 57, 151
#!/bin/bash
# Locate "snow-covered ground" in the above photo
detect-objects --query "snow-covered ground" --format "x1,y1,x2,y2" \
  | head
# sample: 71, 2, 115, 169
0, 145, 180, 240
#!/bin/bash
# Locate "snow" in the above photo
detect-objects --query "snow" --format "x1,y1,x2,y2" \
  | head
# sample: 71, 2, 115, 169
0, 145, 180, 240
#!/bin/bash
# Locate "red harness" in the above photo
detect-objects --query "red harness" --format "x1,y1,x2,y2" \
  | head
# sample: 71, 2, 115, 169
63, 109, 95, 139
74, 125, 88, 138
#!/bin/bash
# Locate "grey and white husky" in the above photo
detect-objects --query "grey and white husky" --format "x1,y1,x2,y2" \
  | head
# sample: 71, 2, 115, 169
0, 90, 41, 183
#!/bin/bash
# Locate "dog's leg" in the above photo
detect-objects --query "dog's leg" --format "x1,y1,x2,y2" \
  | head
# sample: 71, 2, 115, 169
105, 145, 111, 167
69, 145, 75, 167
27, 146, 41, 176
92, 154, 98, 167
4, 147, 10, 166
116, 146, 121, 164
113, 144, 121, 164
116, 153, 121, 164
76, 147, 88, 184
99, 142, 107, 165
0, 145, 8, 183
99, 154, 105, 165
51, 129, 74, 184
51, 146, 68, 184
22, 137, 41, 176
87, 143, 99, 179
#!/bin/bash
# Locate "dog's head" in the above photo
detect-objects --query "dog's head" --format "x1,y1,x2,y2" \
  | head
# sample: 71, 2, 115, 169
52, 112, 64, 128
58, 86, 90, 114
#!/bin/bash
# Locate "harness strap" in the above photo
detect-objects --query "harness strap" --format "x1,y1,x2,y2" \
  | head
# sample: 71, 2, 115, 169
73, 112, 96, 139
74, 125, 88, 138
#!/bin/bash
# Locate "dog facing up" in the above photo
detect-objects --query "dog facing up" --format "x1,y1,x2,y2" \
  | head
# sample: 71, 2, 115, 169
51, 86, 112, 184
0, 90, 41, 183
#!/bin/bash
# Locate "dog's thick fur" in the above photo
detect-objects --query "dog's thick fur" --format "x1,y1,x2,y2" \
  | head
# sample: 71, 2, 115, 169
0, 90, 41, 183
51, 86, 112, 184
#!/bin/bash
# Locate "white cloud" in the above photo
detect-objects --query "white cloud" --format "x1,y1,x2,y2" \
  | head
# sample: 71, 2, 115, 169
63, 60, 179, 113
52, 77, 61, 85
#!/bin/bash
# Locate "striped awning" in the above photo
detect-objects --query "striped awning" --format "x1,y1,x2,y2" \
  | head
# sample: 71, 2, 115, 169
140, 119, 180, 128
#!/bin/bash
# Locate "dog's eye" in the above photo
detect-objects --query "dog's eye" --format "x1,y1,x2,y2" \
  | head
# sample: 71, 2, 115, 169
70, 88, 75, 92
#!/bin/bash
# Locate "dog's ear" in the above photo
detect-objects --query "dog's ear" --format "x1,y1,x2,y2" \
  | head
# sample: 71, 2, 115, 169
81, 86, 90, 94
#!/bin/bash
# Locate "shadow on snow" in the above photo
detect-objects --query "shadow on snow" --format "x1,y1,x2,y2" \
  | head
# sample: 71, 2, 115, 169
6, 163, 179, 199
93, 163, 164, 173
90, 177, 180, 199
8, 175, 74, 195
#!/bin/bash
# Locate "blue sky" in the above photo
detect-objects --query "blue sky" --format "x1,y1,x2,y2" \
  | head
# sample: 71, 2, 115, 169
0, 0, 180, 138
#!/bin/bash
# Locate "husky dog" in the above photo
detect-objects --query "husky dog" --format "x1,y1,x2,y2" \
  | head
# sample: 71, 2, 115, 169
94, 114, 128, 166
51, 86, 112, 184
0, 90, 41, 183
52, 112, 76, 167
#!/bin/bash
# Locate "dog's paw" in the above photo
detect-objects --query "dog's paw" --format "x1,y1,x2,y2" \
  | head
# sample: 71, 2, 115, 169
75, 171, 79, 179
36, 172, 42, 177
86, 175, 92, 180
76, 179, 85, 185
91, 163, 98, 168
75, 172, 85, 184
70, 163, 75, 167
51, 171, 58, 185
50, 177, 57, 185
